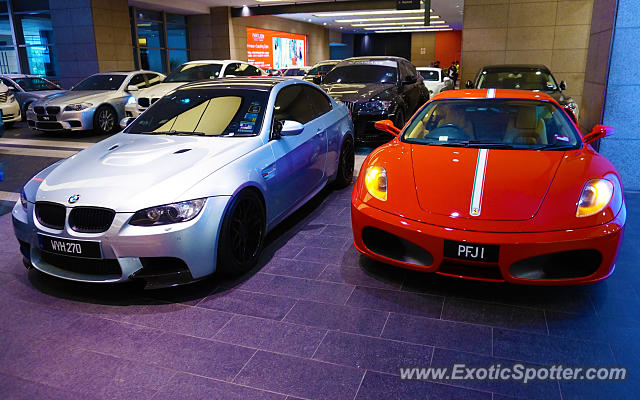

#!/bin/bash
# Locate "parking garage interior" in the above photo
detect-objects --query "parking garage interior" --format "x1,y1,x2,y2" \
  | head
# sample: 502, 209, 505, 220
0, 0, 639, 399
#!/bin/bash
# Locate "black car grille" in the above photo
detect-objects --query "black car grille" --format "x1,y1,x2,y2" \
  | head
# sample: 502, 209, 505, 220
342, 101, 356, 115
68, 207, 116, 233
46, 106, 61, 115
138, 98, 150, 108
35, 202, 66, 230
40, 251, 121, 276
34, 106, 45, 114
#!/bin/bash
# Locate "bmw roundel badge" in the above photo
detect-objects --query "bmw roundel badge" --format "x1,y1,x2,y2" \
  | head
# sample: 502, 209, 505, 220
68, 194, 80, 204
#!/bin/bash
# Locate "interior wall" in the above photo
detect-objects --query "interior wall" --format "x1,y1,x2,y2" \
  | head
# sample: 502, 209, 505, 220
229, 16, 330, 66
435, 31, 462, 67
91, 0, 134, 72
461, 0, 594, 117
410, 32, 436, 66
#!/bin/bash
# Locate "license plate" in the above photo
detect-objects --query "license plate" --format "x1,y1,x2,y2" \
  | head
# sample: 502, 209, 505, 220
443, 240, 499, 263
38, 234, 102, 259
37, 115, 56, 121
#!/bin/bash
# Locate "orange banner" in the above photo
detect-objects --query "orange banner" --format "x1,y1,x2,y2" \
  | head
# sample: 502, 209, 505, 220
246, 27, 307, 70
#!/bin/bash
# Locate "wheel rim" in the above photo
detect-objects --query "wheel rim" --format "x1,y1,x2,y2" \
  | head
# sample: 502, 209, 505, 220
341, 139, 354, 181
98, 109, 114, 132
228, 198, 263, 264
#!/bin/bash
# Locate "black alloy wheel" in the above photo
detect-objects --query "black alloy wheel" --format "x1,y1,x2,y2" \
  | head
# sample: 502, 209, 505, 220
217, 190, 266, 276
334, 136, 355, 188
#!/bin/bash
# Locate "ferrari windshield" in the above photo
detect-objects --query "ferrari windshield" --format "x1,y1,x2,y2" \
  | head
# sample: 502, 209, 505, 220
73, 74, 126, 91
403, 99, 580, 150
323, 65, 398, 84
164, 63, 223, 82
477, 69, 558, 91
125, 89, 268, 137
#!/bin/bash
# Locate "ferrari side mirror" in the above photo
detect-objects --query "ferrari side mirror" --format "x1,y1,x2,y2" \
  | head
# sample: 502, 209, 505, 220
374, 119, 401, 137
584, 124, 614, 144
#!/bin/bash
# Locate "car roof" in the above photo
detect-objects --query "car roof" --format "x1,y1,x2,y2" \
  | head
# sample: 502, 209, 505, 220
176, 76, 300, 92
91, 70, 159, 76
431, 89, 559, 103
416, 67, 441, 71
344, 56, 406, 62
481, 64, 551, 72
183, 59, 246, 65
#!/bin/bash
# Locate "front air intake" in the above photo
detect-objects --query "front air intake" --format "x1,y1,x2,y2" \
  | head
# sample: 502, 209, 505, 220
68, 207, 116, 233
35, 202, 66, 230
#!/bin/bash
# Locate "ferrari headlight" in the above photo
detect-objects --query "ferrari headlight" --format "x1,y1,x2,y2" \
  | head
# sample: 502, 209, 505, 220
364, 166, 387, 201
64, 102, 92, 112
576, 179, 613, 217
130, 198, 207, 226
20, 188, 28, 210
126, 96, 136, 105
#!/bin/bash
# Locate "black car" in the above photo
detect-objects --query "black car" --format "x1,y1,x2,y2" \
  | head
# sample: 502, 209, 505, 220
321, 56, 429, 143
466, 64, 579, 121
304, 60, 340, 84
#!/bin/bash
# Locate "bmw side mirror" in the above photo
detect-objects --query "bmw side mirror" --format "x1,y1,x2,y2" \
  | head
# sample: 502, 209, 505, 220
280, 120, 304, 136
126, 85, 139, 92
559, 80, 567, 91
584, 124, 613, 144
120, 117, 135, 129
465, 80, 474, 89
403, 76, 418, 85
374, 119, 401, 137
312, 76, 322, 84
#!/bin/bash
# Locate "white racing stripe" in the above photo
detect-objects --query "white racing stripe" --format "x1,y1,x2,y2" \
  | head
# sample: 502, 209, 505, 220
469, 149, 489, 217
486, 88, 496, 98
0, 146, 77, 158
0, 138, 93, 149
0, 191, 19, 202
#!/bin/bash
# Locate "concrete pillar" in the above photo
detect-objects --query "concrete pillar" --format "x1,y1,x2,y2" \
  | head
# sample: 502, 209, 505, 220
91, 0, 134, 72
187, 7, 232, 60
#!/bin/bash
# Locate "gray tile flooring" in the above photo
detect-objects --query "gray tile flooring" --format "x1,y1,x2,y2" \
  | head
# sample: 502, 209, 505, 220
0, 179, 639, 399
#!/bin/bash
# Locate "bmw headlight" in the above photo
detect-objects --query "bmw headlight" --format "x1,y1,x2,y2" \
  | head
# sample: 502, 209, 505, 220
364, 166, 387, 201
576, 179, 613, 217
362, 100, 392, 112
64, 102, 92, 112
129, 198, 207, 226
126, 96, 136, 105
20, 188, 28, 210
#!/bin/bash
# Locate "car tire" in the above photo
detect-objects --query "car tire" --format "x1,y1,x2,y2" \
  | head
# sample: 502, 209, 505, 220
334, 136, 355, 188
93, 105, 117, 134
217, 189, 266, 276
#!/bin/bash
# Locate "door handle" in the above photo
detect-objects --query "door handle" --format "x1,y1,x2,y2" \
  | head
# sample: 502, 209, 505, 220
316, 128, 325, 135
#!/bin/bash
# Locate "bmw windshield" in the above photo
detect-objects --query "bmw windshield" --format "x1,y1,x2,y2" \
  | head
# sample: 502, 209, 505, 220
73, 74, 126, 91
323, 65, 398, 84
403, 99, 581, 150
477, 69, 559, 92
125, 89, 268, 137
14, 77, 59, 91
164, 63, 223, 82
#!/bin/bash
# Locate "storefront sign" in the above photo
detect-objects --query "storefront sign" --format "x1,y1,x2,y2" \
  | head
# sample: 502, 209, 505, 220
246, 27, 307, 70
396, 0, 420, 10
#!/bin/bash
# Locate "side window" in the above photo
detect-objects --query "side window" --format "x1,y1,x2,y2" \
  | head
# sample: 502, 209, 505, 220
145, 73, 163, 87
1, 78, 14, 89
406, 62, 418, 79
128, 74, 147, 89
223, 63, 240, 76
273, 85, 316, 124
244, 65, 261, 76
397, 62, 408, 81
304, 86, 332, 117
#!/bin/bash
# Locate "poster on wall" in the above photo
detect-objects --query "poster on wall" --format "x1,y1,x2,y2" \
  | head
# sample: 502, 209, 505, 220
246, 27, 307, 70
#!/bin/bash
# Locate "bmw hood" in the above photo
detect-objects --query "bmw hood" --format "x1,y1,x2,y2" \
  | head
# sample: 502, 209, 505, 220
35, 133, 262, 212
34, 91, 113, 106
31, 90, 67, 99
136, 83, 185, 100
320, 83, 396, 103
410, 146, 564, 221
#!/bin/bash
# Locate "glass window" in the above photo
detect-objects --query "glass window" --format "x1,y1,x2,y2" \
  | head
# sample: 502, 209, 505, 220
274, 85, 316, 124
13, 77, 59, 91
323, 65, 398, 84
304, 86, 332, 117
168, 49, 188, 71
167, 24, 187, 49
137, 21, 164, 48
13, 0, 48, 12
144, 73, 163, 87
403, 99, 580, 149
477, 69, 559, 92
73, 74, 126, 91
166, 14, 186, 24
0, 46, 19, 74
165, 62, 222, 82
128, 73, 147, 88
132, 8, 189, 74
125, 89, 269, 137
136, 9, 162, 21
419, 70, 440, 82
139, 47, 165, 73
223, 63, 240, 76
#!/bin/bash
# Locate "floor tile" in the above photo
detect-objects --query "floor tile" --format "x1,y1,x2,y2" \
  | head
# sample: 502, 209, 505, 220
441, 298, 548, 333
346, 286, 444, 318
198, 289, 297, 320
250, 274, 355, 305
261, 258, 327, 279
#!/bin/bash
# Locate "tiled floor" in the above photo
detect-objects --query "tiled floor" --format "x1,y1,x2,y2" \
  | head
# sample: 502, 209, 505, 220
0, 175, 639, 399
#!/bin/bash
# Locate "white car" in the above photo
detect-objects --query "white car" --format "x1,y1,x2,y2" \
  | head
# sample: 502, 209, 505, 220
0, 81, 22, 127
416, 67, 454, 96
125, 60, 266, 118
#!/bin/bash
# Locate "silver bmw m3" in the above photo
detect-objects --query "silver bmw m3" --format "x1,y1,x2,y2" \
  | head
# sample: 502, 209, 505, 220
12, 77, 355, 288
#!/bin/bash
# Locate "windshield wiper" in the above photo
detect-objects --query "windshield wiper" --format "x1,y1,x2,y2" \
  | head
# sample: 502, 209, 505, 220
424, 141, 470, 147
526, 143, 578, 151
151, 130, 207, 136
466, 141, 515, 149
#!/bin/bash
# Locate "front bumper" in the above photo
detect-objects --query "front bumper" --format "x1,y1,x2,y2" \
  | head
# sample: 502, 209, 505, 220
352, 112, 397, 143
12, 196, 230, 287
351, 198, 625, 285
26, 107, 95, 131
124, 102, 143, 118
0, 100, 21, 123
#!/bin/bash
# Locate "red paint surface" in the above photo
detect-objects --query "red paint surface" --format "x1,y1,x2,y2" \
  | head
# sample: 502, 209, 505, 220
434, 31, 462, 66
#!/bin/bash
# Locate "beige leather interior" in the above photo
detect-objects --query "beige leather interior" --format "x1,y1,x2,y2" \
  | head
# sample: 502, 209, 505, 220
406, 105, 472, 140
504, 106, 548, 144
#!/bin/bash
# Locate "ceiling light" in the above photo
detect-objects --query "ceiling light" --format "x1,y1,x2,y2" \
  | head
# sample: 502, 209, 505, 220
352, 20, 446, 27
336, 15, 440, 23
314, 9, 433, 17
374, 28, 453, 33
366, 24, 449, 30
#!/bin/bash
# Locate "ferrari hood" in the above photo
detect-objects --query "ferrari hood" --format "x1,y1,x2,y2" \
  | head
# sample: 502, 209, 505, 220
135, 82, 184, 99
36, 133, 262, 212
320, 83, 395, 102
410, 145, 564, 221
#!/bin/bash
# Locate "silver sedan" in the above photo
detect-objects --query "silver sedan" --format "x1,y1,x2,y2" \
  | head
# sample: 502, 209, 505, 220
26, 70, 164, 134
13, 77, 355, 288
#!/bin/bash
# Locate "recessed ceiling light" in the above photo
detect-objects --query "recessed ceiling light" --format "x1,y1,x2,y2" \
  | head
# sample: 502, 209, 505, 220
336, 15, 439, 23
314, 9, 433, 17
365, 24, 449, 30
352, 20, 446, 27
374, 28, 453, 33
